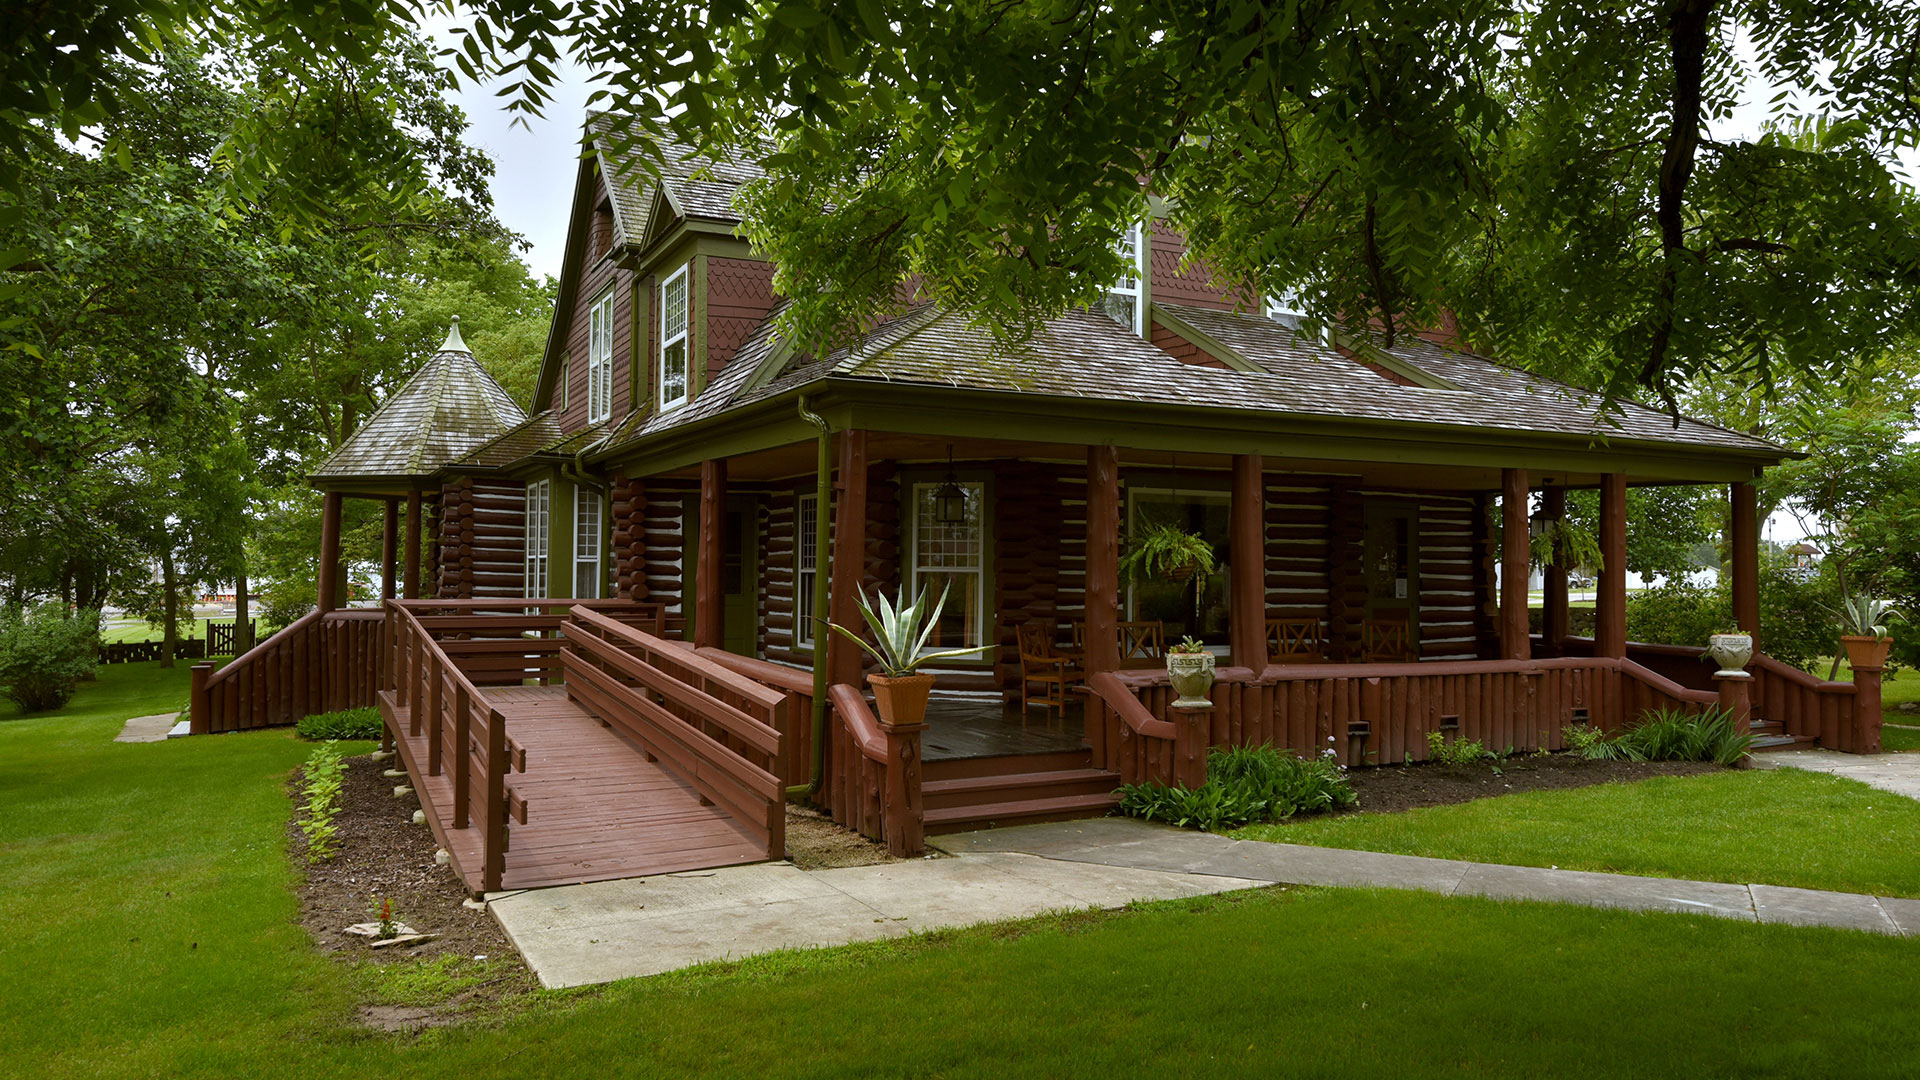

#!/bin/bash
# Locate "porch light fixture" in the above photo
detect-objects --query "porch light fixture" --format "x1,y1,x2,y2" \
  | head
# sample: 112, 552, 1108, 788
1529, 505, 1550, 540
933, 445, 968, 525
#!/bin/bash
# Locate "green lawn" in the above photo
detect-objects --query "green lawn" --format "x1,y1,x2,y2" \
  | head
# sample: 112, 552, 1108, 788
7, 666, 1920, 1078
1239, 768, 1920, 897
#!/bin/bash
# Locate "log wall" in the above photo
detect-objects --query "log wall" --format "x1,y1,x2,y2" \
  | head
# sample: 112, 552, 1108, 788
608, 473, 649, 601
435, 478, 528, 599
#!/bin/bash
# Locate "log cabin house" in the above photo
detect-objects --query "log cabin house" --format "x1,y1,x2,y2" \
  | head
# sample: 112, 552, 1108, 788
189, 114, 1887, 894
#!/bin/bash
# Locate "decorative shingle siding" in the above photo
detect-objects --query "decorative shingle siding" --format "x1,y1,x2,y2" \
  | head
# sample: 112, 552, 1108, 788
707, 257, 778, 379
1149, 317, 1230, 369
1147, 220, 1247, 311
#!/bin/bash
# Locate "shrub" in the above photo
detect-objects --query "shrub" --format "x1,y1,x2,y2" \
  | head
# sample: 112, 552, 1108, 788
1117, 744, 1356, 831
299, 741, 347, 861
0, 605, 103, 711
1623, 559, 1837, 674
1425, 731, 1496, 766
296, 707, 382, 741
1566, 708, 1751, 765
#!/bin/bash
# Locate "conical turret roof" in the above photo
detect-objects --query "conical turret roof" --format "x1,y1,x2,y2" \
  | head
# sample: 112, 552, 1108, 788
311, 318, 527, 484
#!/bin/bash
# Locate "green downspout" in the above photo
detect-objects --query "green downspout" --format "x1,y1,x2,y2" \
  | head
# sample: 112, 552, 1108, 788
788, 395, 833, 799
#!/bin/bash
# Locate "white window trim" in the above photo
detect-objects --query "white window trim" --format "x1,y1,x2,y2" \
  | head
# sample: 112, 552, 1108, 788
659, 264, 690, 412
588, 290, 614, 423
795, 492, 819, 648
1104, 222, 1148, 335
524, 480, 550, 598
906, 480, 988, 654
574, 486, 601, 599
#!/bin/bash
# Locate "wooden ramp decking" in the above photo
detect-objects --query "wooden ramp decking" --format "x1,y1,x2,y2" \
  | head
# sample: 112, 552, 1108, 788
385, 685, 769, 892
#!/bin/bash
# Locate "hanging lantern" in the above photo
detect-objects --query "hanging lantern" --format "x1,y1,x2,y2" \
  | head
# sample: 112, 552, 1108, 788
934, 445, 968, 525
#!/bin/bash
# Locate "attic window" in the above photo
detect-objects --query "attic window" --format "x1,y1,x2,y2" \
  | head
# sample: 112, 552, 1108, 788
1265, 289, 1305, 331
592, 201, 614, 261
660, 264, 690, 411
1101, 223, 1147, 335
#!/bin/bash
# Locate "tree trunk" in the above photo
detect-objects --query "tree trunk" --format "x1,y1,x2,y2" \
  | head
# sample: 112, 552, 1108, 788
235, 570, 252, 654
160, 548, 179, 669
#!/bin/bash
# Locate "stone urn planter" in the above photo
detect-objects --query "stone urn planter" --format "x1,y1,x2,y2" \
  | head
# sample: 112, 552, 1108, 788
1842, 635, 1893, 672
1166, 647, 1216, 710
868, 672, 936, 727
1706, 632, 1753, 677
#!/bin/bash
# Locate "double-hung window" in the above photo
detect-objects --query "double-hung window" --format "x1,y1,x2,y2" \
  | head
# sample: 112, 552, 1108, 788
587, 291, 614, 423
1102, 223, 1146, 334
524, 480, 550, 597
908, 482, 985, 652
794, 493, 820, 647
659, 265, 689, 410
573, 488, 601, 599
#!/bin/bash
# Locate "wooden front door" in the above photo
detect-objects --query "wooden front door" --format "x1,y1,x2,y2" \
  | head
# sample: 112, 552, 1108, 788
722, 497, 759, 656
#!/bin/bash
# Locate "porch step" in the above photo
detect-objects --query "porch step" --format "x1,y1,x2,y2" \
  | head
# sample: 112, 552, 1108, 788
922, 768, 1121, 811
925, 791, 1123, 834
1748, 718, 1818, 751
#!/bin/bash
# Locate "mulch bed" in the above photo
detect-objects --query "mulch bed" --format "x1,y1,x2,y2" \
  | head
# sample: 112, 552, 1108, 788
785, 802, 902, 870
1332, 754, 1725, 816
288, 751, 536, 1021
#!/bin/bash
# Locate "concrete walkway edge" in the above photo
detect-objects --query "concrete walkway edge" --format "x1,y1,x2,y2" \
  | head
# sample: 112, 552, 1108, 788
488, 816, 1919, 989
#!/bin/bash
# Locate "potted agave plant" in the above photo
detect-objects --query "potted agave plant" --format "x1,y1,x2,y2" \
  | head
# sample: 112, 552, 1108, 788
1706, 626, 1753, 676
1166, 635, 1216, 709
1838, 595, 1898, 671
1120, 522, 1217, 585
829, 583, 994, 727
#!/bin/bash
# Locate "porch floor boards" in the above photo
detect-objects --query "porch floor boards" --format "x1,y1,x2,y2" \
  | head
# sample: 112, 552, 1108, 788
922, 696, 1089, 762
387, 685, 767, 893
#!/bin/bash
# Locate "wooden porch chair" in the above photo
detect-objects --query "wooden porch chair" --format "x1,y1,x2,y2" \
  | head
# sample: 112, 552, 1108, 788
1267, 618, 1326, 664
1017, 620, 1084, 716
1362, 612, 1417, 663
1069, 619, 1167, 669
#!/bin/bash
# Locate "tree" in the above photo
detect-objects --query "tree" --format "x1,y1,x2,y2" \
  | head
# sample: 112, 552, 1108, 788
13, 2, 1918, 401
0, 44, 545, 632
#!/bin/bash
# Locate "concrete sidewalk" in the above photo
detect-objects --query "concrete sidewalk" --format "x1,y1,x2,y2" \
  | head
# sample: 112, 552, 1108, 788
488, 817, 1920, 988
1755, 747, 1920, 801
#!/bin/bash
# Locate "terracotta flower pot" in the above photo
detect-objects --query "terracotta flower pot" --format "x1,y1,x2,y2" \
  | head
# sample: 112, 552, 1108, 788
1166, 651, 1216, 709
1842, 635, 1892, 672
868, 672, 936, 727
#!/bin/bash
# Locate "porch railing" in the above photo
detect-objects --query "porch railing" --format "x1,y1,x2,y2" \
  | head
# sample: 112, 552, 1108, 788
691, 647, 819, 788
190, 609, 382, 734
398, 598, 664, 685
1088, 656, 1739, 779
561, 607, 787, 860
385, 600, 528, 893
1750, 655, 1861, 751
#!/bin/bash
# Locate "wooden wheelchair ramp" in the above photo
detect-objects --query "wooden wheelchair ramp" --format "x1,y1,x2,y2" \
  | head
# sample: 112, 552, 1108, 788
386, 687, 767, 892
380, 600, 790, 895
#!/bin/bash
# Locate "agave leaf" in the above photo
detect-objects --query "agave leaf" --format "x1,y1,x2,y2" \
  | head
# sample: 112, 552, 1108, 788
909, 580, 953, 659
829, 619, 897, 674
916, 643, 997, 664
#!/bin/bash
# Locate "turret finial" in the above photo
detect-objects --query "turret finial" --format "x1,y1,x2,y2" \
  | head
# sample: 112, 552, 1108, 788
439, 316, 471, 354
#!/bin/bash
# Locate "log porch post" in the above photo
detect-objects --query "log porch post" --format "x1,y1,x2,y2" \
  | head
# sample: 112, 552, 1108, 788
695, 459, 727, 649
404, 490, 423, 600
1596, 473, 1628, 658
1852, 653, 1885, 755
1084, 445, 1122, 675
827, 430, 869, 687
380, 497, 399, 601
1500, 468, 1531, 661
1541, 487, 1569, 650
317, 491, 343, 614
1731, 481, 1760, 649
1716, 670, 1754, 765
1230, 454, 1267, 670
